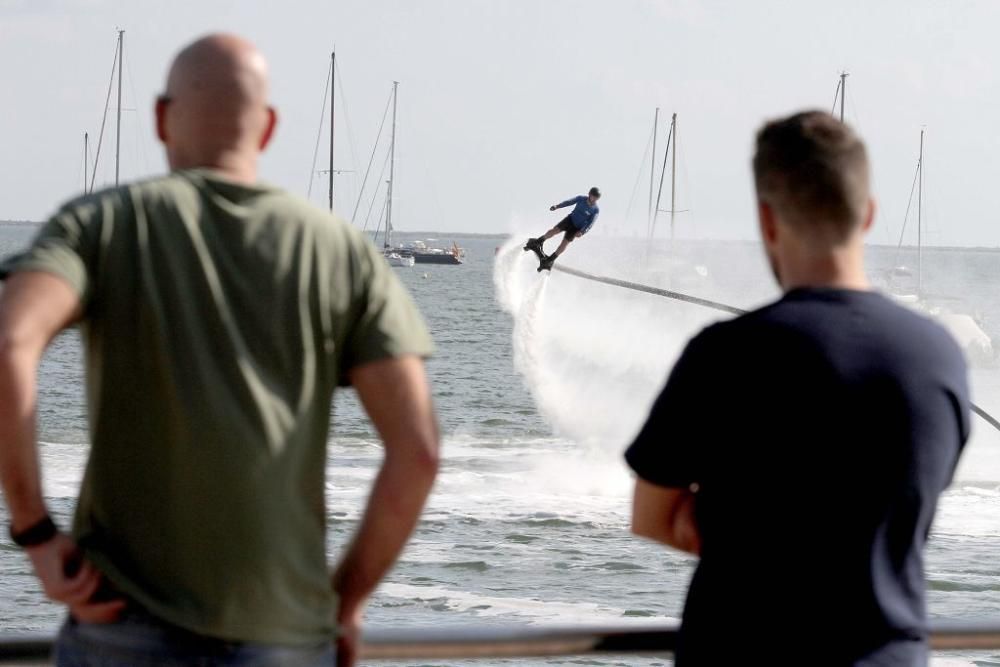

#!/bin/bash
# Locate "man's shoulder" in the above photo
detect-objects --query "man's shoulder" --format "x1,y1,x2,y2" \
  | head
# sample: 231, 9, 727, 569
726, 289, 965, 368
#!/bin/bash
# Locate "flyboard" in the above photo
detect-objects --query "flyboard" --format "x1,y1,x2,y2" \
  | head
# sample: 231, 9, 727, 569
523, 239, 552, 272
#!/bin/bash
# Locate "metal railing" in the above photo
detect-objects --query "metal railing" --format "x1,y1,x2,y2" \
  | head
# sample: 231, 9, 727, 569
3, 620, 1000, 663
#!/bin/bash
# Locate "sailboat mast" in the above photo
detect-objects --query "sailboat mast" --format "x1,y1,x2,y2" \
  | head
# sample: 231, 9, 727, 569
839, 72, 847, 123
917, 129, 924, 296
115, 29, 124, 186
670, 113, 677, 242
330, 51, 337, 211
651, 115, 673, 239
648, 107, 659, 238
84, 133, 89, 193
386, 81, 398, 250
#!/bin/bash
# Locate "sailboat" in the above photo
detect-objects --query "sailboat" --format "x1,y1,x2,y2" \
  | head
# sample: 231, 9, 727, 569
886, 129, 993, 364
831, 74, 992, 362
641, 108, 707, 285
380, 82, 462, 265
380, 82, 415, 268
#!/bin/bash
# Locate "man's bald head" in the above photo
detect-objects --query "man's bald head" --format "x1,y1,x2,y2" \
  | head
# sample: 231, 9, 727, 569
156, 34, 277, 181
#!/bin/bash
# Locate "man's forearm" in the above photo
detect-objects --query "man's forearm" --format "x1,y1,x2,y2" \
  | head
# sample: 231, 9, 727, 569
332, 443, 438, 615
0, 343, 47, 531
631, 480, 701, 556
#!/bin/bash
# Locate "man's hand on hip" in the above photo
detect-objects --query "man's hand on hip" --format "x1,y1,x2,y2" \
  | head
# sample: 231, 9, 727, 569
335, 604, 363, 667
27, 533, 126, 623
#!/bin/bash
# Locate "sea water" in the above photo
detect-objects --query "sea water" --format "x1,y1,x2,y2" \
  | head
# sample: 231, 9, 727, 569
0, 223, 997, 666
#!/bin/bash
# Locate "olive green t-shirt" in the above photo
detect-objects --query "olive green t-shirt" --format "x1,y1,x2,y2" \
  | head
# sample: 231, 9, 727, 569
0, 169, 433, 645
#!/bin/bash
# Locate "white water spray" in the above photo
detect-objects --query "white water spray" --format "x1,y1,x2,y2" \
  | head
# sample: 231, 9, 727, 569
494, 235, 723, 452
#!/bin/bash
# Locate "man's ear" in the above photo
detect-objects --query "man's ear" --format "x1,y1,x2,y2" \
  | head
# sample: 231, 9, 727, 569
861, 197, 876, 234
155, 97, 169, 144
758, 200, 779, 245
259, 107, 278, 151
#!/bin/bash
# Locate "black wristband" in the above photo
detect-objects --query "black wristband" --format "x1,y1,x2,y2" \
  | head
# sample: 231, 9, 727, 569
9, 516, 58, 548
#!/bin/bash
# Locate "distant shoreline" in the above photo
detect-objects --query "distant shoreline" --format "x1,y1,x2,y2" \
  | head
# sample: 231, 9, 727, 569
5, 222, 1000, 253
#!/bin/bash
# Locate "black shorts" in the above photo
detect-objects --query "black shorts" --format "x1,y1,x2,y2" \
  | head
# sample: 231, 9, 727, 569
556, 216, 581, 240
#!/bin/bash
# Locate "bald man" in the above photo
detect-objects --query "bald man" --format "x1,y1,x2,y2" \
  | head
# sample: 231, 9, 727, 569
0, 35, 439, 666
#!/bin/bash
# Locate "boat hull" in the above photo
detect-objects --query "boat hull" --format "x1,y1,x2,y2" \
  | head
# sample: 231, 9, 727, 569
412, 252, 463, 265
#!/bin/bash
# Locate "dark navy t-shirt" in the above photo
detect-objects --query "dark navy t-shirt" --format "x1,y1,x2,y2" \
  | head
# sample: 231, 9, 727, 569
626, 288, 970, 666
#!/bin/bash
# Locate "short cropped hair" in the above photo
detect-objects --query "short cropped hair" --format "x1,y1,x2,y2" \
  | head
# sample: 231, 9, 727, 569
753, 111, 870, 242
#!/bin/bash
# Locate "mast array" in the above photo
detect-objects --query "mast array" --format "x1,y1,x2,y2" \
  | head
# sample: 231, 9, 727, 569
831, 71, 848, 123
650, 112, 679, 241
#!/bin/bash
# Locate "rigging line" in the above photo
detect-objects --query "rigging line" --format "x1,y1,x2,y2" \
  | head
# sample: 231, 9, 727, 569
124, 53, 151, 178
307, 60, 332, 199
334, 58, 363, 206
830, 79, 842, 117
351, 89, 393, 224
361, 146, 393, 232
90, 38, 120, 193
651, 120, 674, 239
893, 159, 921, 272
550, 261, 1000, 433
371, 186, 390, 247
624, 123, 655, 231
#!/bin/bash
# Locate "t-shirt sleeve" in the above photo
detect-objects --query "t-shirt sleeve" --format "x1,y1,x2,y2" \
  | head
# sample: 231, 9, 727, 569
0, 197, 104, 306
625, 328, 716, 489
340, 236, 434, 381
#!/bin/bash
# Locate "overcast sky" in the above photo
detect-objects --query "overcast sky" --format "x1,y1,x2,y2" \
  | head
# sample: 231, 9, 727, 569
2, 0, 998, 245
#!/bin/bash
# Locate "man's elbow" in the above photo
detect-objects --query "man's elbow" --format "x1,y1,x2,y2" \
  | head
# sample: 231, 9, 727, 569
386, 432, 440, 482
414, 438, 440, 478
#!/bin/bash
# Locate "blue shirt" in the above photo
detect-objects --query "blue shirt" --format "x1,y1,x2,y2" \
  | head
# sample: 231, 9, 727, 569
626, 288, 969, 666
555, 196, 599, 232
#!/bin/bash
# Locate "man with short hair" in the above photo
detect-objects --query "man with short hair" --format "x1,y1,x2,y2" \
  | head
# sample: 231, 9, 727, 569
525, 186, 600, 270
0, 34, 438, 666
626, 111, 969, 665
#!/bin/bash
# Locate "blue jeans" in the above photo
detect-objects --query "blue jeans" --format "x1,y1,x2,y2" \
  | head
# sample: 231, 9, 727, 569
55, 607, 335, 667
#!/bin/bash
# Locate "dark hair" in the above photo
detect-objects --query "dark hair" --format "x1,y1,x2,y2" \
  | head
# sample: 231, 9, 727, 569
589, 187, 601, 198
753, 111, 869, 241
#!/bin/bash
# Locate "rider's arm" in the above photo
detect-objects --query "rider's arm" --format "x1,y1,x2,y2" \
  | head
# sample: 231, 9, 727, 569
554, 197, 580, 209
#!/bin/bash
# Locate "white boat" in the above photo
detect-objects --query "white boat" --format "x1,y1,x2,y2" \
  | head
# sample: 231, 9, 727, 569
373, 83, 413, 269
384, 251, 415, 268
